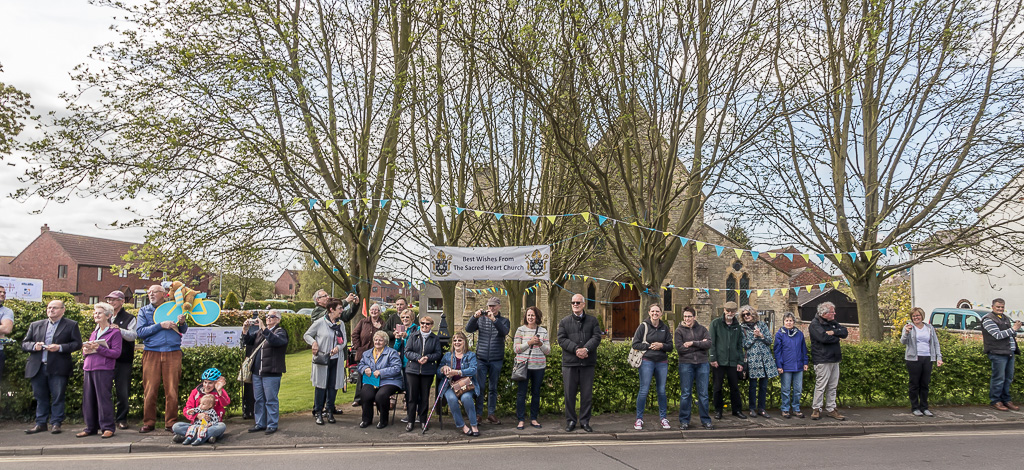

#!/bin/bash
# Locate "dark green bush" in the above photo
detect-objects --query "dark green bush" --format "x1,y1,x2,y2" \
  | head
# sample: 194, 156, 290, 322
223, 291, 241, 310
214, 310, 311, 354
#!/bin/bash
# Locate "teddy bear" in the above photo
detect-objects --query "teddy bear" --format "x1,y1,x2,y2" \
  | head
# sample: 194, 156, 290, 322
162, 280, 199, 314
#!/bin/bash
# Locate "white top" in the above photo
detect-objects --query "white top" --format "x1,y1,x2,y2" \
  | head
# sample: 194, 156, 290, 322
914, 324, 930, 357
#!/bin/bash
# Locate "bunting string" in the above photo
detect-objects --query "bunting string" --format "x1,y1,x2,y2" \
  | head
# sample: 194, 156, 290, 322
291, 197, 915, 262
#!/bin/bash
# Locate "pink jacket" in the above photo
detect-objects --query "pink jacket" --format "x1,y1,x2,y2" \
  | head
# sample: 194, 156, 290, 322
83, 327, 123, 371
182, 387, 231, 422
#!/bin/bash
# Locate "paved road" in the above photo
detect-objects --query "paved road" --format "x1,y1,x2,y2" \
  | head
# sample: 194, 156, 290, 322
0, 429, 1016, 469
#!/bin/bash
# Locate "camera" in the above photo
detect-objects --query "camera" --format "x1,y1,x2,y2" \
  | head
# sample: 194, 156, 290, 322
251, 312, 259, 320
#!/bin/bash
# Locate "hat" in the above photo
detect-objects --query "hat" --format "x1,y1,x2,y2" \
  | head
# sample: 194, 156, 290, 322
105, 291, 125, 300
486, 296, 501, 306
723, 301, 738, 311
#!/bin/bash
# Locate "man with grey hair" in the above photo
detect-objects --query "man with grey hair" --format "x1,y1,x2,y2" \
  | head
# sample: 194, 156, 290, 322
136, 284, 188, 433
809, 301, 848, 420
310, 289, 359, 323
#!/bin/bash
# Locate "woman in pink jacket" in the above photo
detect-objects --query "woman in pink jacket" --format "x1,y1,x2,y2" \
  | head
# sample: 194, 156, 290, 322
77, 302, 123, 438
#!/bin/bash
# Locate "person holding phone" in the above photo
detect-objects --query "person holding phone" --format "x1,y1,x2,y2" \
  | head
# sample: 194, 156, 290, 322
304, 299, 347, 424
513, 306, 550, 430
465, 297, 510, 425
741, 305, 777, 418
901, 307, 943, 417
243, 310, 289, 433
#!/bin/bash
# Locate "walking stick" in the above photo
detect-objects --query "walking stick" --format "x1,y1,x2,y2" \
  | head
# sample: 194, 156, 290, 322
422, 376, 450, 434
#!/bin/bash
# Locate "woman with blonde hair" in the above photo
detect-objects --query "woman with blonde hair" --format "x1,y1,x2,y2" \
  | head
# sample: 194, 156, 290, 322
357, 330, 403, 428
900, 307, 943, 416
438, 332, 480, 436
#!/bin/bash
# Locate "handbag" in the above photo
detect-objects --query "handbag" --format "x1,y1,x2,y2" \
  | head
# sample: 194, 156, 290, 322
451, 376, 475, 397
237, 340, 266, 383
311, 352, 330, 366
512, 326, 541, 381
627, 323, 649, 368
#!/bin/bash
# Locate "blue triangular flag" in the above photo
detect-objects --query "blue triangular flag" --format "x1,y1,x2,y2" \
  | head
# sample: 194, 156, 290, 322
341, 199, 350, 206
678, 237, 689, 246
494, 213, 504, 220
816, 254, 825, 262
455, 207, 465, 215
308, 198, 317, 209
879, 248, 888, 255
818, 283, 826, 291
528, 215, 539, 224
848, 252, 858, 261
904, 243, 913, 252
751, 251, 759, 260
714, 245, 725, 256
597, 215, 608, 225
784, 253, 794, 262
769, 289, 776, 297
380, 199, 389, 208
313, 260, 320, 266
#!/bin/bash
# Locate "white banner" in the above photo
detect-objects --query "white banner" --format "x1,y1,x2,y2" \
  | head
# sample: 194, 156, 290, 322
181, 327, 244, 348
0, 276, 43, 302
428, 245, 551, 281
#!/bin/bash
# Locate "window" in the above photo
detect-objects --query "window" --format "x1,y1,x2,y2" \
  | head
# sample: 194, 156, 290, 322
88, 296, 99, 304
725, 274, 737, 302
58, 265, 68, 279
119, 269, 128, 278
930, 313, 944, 328
525, 282, 538, 308
964, 315, 981, 330
97, 267, 103, 281
663, 288, 673, 311
586, 283, 596, 310
739, 273, 750, 306
945, 313, 961, 330
372, 286, 378, 292
289, 284, 293, 290
140, 271, 149, 280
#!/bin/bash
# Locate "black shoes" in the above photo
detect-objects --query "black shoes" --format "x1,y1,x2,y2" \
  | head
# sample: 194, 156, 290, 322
733, 411, 747, 419
247, 426, 265, 433
376, 421, 387, 429
405, 422, 414, 432
714, 411, 723, 420
702, 422, 715, 430
580, 423, 593, 432
565, 421, 576, 432
315, 414, 324, 425
326, 411, 336, 424
265, 428, 277, 435
359, 421, 369, 428
25, 424, 46, 434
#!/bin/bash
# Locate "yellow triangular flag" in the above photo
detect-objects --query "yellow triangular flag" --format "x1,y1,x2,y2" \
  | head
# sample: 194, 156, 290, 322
663, 232, 671, 237
583, 276, 589, 282
325, 199, 334, 209
734, 248, 744, 259
546, 215, 557, 224
756, 290, 764, 296
832, 280, 841, 288
801, 254, 810, 262
695, 241, 706, 252
767, 252, 777, 259
865, 250, 874, 261
629, 221, 639, 226
474, 210, 483, 217
361, 198, 370, 205
831, 253, 842, 263
580, 212, 591, 222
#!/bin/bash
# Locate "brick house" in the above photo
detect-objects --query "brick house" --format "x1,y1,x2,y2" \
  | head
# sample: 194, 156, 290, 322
273, 269, 301, 299
369, 278, 419, 305
8, 224, 211, 305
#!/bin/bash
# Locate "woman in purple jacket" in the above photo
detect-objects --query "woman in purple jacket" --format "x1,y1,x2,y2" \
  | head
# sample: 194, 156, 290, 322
77, 303, 123, 438
773, 313, 808, 418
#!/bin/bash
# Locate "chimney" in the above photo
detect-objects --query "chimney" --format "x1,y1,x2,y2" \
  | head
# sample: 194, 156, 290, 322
40, 224, 50, 233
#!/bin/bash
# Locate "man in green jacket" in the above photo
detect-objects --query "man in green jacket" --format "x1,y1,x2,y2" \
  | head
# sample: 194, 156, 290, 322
709, 301, 746, 420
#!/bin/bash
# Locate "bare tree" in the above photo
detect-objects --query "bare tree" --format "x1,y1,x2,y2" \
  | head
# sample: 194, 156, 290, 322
18, 0, 418, 303
733, 0, 1024, 341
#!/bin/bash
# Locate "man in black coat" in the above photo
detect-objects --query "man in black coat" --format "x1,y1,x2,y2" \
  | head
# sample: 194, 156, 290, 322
22, 299, 83, 434
106, 290, 138, 429
557, 293, 602, 432
809, 301, 848, 421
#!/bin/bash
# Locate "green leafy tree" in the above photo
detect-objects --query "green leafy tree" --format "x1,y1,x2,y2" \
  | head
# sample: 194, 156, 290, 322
223, 291, 241, 310
0, 63, 33, 158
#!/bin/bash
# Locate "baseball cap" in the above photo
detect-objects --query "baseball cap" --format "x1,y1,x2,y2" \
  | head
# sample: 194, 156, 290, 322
487, 296, 501, 306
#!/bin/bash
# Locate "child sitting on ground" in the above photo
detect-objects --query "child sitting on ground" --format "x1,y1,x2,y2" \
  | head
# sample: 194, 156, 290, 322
182, 394, 220, 446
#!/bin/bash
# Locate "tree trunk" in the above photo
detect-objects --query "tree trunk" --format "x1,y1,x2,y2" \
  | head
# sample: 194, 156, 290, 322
850, 276, 884, 342
503, 280, 530, 328
439, 281, 459, 344
546, 282, 563, 333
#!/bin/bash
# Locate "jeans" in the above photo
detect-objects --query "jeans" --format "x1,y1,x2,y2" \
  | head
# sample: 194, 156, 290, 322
636, 360, 668, 420
444, 388, 477, 428
30, 364, 68, 426
475, 357, 503, 417
516, 368, 544, 422
748, 377, 768, 412
779, 371, 803, 413
253, 374, 281, 430
172, 421, 225, 443
989, 353, 1015, 405
679, 362, 711, 425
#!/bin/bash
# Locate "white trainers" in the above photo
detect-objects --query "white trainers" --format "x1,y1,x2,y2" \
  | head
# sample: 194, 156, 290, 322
634, 419, 643, 430
922, 409, 934, 417
660, 418, 671, 429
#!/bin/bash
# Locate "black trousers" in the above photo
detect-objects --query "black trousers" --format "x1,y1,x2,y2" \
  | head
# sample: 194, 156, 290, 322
406, 372, 434, 423
243, 381, 255, 417
907, 357, 933, 411
712, 364, 743, 413
359, 384, 400, 425
113, 361, 133, 423
562, 365, 595, 424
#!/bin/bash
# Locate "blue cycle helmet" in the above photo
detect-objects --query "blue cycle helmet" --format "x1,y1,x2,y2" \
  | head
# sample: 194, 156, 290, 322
201, 368, 222, 381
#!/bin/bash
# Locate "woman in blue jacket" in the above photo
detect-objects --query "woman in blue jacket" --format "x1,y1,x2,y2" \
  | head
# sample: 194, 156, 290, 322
357, 330, 403, 429
438, 332, 480, 436
773, 312, 809, 418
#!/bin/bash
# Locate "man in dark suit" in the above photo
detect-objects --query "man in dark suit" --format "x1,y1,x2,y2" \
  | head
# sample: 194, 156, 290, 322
557, 293, 602, 433
22, 299, 82, 434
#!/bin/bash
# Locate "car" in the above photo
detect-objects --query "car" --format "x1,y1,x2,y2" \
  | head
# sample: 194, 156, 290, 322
929, 308, 989, 331
297, 308, 314, 316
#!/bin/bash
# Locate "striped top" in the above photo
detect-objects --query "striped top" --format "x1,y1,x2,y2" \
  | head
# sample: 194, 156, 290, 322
513, 325, 551, 370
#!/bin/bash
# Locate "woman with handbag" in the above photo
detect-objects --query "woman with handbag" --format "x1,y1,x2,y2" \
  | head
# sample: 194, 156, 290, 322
357, 330, 403, 429
403, 315, 441, 432
513, 306, 550, 430
631, 303, 674, 430
438, 332, 480, 436
242, 310, 288, 434
304, 299, 348, 425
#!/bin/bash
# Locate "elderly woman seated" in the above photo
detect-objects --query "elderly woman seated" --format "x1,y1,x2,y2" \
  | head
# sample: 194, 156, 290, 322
357, 330, 403, 429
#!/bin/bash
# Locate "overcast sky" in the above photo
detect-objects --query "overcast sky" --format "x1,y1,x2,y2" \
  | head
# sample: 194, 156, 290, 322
0, 0, 152, 257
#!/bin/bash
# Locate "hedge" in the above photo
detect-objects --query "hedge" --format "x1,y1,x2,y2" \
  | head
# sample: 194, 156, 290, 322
216, 310, 312, 354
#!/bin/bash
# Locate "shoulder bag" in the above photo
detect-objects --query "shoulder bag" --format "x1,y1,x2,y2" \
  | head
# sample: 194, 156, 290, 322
449, 355, 476, 397
237, 339, 266, 383
512, 326, 540, 381
627, 323, 650, 368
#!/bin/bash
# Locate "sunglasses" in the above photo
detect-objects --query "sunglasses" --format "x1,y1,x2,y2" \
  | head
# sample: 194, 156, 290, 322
266, 315, 280, 319
420, 322, 433, 326
571, 301, 583, 305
